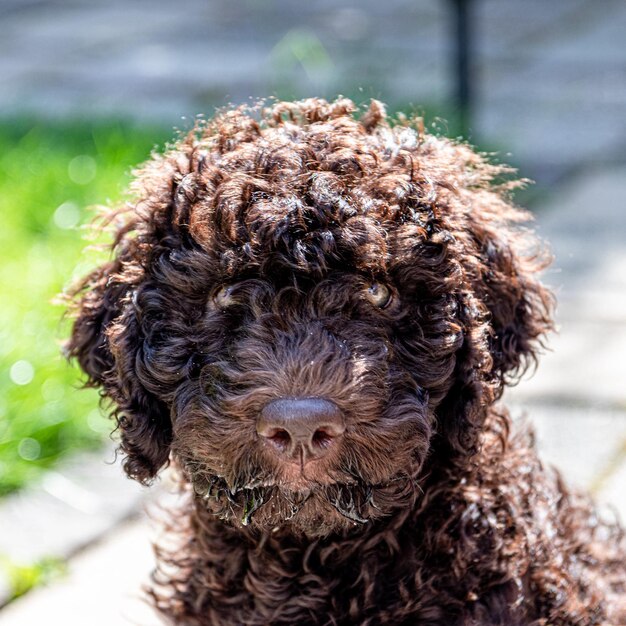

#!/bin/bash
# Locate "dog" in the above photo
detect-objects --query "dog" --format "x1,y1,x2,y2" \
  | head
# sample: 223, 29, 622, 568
67, 98, 626, 625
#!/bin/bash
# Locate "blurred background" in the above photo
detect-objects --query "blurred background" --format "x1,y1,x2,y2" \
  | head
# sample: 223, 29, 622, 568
0, 1, 625, 623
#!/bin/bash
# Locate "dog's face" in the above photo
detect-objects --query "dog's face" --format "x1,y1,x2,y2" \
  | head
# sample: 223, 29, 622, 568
67, 99, 552, 536
169, 271, 433, 535
160, 238, 446, 535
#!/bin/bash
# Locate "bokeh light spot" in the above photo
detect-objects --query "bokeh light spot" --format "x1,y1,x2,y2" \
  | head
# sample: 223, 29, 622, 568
18, 438, 41, 461
53, 201, 81, 229
10, 360, 35, 385
68, 155, 97, 185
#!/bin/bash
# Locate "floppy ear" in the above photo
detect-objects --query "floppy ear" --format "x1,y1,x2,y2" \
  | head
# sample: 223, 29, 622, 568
66, 129, 210, 482
435, 201, 553, 460
469, 209, 554, 389
67, 252, 173, 483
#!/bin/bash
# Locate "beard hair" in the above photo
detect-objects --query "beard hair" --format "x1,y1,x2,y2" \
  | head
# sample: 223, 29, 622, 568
186, 465, 422, 537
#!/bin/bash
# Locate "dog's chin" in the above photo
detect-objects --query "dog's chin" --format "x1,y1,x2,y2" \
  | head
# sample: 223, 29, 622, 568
193, 474, 419, 538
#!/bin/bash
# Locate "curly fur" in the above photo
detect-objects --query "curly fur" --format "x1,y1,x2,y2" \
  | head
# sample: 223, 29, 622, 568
66, 98, 626, 625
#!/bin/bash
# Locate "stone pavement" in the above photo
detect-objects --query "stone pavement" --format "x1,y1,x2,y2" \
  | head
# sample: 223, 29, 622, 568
0, 446, 145, 571
504, 164, 626, 523
1, 163, 625, 626
0, 515, 162, 626
2, 0, 626, 181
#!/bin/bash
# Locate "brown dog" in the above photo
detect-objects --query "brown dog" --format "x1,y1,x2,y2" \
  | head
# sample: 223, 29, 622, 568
67, 98, 626, 625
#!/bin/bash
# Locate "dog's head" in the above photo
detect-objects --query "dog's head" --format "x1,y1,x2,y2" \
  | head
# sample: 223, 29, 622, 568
67, 99, 552, 536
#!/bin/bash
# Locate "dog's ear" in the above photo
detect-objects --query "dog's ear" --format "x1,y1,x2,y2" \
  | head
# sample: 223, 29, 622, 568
433, 199, 553, 460
66, 245, 172, 484
468, 208, 554, 388
66, 133, 207, 482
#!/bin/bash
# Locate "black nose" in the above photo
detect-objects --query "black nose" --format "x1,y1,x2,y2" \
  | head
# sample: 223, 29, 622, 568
257, 398, 345, 463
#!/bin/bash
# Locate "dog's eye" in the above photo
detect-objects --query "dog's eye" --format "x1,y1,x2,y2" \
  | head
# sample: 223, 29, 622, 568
213, 285, 235, 308
364, 282, 392, 309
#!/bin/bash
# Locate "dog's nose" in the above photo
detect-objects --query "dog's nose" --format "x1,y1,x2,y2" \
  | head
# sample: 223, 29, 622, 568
257, 398, 345, 463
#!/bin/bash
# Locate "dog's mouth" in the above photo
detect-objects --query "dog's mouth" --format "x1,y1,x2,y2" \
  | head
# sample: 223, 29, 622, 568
178, 396, 429, 534
188, 469, 420, 533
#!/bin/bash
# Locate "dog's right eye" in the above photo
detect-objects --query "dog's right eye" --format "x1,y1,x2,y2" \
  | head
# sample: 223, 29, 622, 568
363, 282, 393, 309
213, 285, 236, 309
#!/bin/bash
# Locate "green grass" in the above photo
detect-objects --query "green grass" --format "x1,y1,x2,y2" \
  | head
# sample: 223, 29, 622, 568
0, 554, 66, 601
0, 118, 170, 497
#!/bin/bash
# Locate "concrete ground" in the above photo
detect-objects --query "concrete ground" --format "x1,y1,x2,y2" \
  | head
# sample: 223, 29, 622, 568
2, 163, 625, 626
0, 516, 162, 626
505, 165, 626, 508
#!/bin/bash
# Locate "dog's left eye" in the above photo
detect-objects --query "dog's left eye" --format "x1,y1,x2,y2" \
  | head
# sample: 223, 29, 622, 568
213, 285, 236, 308
364, 282, 392, 309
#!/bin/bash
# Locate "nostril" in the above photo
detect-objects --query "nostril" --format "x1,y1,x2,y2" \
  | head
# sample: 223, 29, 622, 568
312, 428, 335, 449
266, 428, 291, 451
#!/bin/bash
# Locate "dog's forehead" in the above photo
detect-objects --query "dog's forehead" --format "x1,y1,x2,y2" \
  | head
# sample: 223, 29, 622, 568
188, 184, 432, 280
184, 149, 440, 280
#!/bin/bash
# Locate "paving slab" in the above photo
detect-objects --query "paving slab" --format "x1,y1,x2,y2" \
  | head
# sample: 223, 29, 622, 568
505, 164, 626, 520
0, 447, 145, 562
0, 445, 148, 605
0, 515, 163, 626
509, 166, 626, 407
509, 403, 626, 519
508, 318, 626, 407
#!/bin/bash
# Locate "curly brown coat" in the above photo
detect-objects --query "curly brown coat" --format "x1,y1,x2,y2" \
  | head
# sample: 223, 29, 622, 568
67, 98, 626, 625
